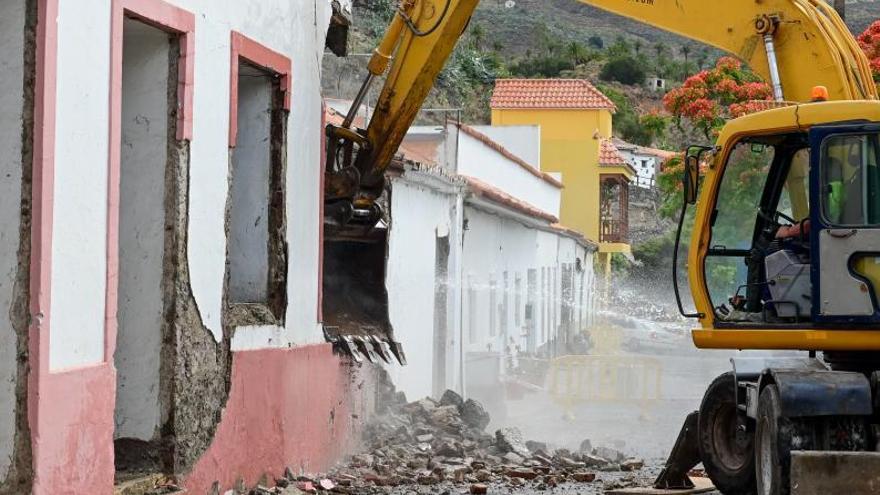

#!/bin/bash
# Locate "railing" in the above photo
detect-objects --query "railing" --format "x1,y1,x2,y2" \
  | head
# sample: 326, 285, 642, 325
600, 218, 628, 244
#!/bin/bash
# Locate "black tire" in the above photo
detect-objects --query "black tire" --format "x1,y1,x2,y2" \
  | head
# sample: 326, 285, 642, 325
698, 372, 757, 495
755, 384, 788, 495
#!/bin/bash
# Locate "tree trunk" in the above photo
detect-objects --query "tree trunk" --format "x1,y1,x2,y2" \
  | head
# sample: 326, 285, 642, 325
834, 0, 846, 20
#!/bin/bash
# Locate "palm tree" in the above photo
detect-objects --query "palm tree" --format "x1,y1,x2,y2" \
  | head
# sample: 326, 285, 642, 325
693, 48, 709, 70
654, 42, 667, 59
470, 23, 485, 50
681, 44, 692, 77
567, 41, 589, 65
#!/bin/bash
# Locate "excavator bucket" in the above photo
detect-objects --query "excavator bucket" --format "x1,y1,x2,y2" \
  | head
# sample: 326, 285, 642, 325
322, 223, 406, 366
653, 411, 702, 489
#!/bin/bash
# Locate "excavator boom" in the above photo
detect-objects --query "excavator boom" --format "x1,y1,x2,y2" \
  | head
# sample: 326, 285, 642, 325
328, 0, 876, 219
576, 0, 876, 102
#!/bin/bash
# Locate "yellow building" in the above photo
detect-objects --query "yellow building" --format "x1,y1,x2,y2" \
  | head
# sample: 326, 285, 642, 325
490, 79, 635, 273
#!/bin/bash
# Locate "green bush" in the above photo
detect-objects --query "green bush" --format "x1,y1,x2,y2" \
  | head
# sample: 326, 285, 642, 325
510, 56, 575, 78
597, 84, 652, 146
599, 57, 647, 86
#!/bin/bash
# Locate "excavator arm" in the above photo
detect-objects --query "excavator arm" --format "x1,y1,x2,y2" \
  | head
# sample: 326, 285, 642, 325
575, 0, 876, 103
324, 0, 478, 230
325, 0, 876, 230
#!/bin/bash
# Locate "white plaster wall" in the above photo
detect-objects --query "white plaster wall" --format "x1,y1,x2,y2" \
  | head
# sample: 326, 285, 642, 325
462, 208, 539, 354
470, 125, 541, 167
619, 147, 657, 188
229, 70, 272, 303
46, 0, 336, 367
457, 132, 560, 217
0, 0, 25, 478
50, 0, 112, 370
461, 206, 595, 356
114, 20, 170, 441
386, 178, 456, 400
163, 0, 333, 344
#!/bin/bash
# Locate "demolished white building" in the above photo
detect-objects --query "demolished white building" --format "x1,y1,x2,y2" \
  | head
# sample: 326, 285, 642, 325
382, 120, 599, 409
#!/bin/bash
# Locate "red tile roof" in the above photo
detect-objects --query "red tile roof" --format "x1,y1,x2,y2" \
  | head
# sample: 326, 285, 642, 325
463, 175, 559, 224
611, 137, 678, 161
598, 139, 627, 166
491, 79, 616, 111
599, 139, 637, 177
458, 124, 563, 188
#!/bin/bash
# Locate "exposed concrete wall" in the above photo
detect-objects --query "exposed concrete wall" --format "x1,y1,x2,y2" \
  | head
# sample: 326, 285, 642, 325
49, 0, 111, 371
178, 0, 333, 345
457, 130, 560, 217
0, 0, 25, 483
114, 19, 170, 442
470, 125, 541, 168
229, 69, 272, 304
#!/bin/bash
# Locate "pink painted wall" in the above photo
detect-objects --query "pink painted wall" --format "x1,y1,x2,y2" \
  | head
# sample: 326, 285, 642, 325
183, 344, 374, 494
33, 365, 116, 494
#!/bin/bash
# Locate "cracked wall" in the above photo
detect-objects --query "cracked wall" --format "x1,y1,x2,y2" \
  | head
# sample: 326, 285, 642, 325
0, 0, 33, 492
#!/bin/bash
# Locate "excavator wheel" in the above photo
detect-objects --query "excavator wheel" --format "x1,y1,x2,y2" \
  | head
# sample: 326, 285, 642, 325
698, 372, 757, 495
755, 384, 787, 495
756, 384, 870, 495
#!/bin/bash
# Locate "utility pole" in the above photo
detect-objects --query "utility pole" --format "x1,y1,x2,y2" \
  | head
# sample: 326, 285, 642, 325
833, 0, 845, 20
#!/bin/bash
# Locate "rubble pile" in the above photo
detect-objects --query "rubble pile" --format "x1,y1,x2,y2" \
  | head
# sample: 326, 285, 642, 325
246, 390, 645, 494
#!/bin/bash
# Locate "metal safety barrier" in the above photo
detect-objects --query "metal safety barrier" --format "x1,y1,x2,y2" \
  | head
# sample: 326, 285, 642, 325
547, 354, 663, 418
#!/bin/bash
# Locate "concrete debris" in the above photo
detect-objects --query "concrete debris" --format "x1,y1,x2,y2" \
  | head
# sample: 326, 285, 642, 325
594, 446, 626, 463
460, 398, 491, 431
495, 427, 530, 457
236, 389, 646, 494
579, 439, 593, 454
439, 389, 464, 409
470, 483, 488, 494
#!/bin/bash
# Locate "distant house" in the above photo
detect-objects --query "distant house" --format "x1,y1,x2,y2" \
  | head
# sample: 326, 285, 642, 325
613, 138, 678, 189
489, 79, 635, 274
648, 77, 667, 92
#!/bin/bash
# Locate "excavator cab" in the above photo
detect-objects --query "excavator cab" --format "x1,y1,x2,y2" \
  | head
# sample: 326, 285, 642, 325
660, 103, 880, 495
686, 119, 880, 330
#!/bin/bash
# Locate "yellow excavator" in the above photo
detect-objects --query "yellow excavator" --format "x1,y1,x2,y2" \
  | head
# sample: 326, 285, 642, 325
323, 1, 880, 493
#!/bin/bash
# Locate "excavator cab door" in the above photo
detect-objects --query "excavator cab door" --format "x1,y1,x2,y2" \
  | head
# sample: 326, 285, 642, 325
809, 124, 880, 324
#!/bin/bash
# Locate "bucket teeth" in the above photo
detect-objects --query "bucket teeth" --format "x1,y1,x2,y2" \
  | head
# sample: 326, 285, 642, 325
339, 336, 364, 363
323, 327, 405, 366
389, 341, 407, 366
354, 336, 381, 363
370, 336, 393, 364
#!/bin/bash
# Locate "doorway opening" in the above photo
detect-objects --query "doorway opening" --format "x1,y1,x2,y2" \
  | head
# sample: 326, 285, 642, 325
432, 234, 450, 397
113, 17, 177, 482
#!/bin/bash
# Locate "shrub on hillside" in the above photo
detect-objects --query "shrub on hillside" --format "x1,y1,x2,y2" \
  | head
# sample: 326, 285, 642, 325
510, 56, 575, 78
599, 56, 647, 86
858, 20, 880, 82
662, 56, 772, 138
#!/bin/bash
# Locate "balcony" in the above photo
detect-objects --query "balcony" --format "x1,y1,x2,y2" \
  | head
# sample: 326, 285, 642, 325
599, 174, 629, 245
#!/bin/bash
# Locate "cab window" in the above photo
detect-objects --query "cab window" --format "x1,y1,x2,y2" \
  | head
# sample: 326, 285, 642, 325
821, 133, 880, 226
779, 148, 810, 222
705, 142, 774, 313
